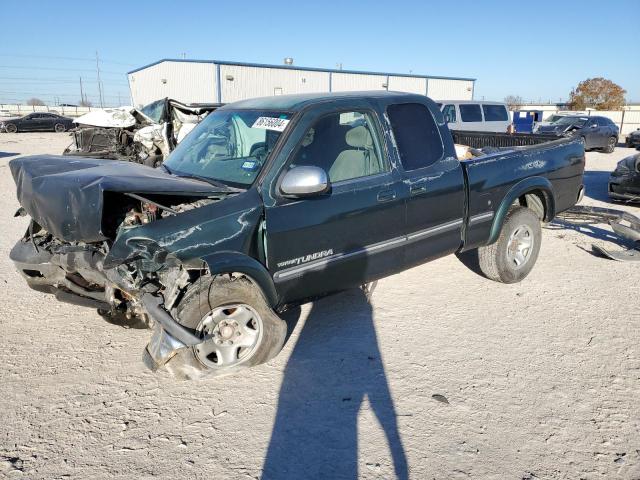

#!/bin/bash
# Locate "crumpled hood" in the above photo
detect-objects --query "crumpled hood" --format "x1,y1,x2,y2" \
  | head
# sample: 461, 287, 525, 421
10, 155, 220, 242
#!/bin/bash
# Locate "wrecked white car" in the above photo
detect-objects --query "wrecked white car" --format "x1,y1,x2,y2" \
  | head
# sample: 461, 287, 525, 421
63, 98, 222, 167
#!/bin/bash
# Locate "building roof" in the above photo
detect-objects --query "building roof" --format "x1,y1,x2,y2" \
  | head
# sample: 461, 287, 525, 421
127, 58, 476, 82
220, 90, 427, 110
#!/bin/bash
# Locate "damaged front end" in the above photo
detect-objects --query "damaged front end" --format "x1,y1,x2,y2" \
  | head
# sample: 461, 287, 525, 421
63, 99, 222, 166
9, 155, 263, 371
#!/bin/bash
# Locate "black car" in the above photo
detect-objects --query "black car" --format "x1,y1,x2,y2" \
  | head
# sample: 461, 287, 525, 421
609, 153, 640, 202
537, 115, 619, 153
0, 112, 74, 133
625, 129, 640, 148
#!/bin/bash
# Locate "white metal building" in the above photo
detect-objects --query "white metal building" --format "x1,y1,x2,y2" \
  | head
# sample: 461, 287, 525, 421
127, 59, 475, 107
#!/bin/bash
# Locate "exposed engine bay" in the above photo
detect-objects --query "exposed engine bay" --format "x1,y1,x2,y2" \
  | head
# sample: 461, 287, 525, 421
9, 155, 244, 334
63, 98, 222, 166
12, 191, 223, 330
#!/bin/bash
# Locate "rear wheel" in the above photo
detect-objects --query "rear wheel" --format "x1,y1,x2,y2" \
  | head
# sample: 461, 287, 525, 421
165, 275, 287, 378
54, 123, 66, 133
604, 136, 616, 153
478, 206, 542, 283
5, 123, 17, 133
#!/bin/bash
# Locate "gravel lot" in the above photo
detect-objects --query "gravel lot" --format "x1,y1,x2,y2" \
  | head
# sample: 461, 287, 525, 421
0, 132, 639, 479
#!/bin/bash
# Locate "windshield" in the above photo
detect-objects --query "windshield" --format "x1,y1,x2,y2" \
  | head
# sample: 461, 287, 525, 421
554, 116, 587, 126
139, 99, 167, 123
163, 109, 292, 188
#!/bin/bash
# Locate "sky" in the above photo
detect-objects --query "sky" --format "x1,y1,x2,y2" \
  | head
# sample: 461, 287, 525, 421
1, 0, 638, 106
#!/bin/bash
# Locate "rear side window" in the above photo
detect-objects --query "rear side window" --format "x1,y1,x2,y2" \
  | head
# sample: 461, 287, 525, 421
387, 103, 443, 171
459, 104, 482, 122
482, 104, 509, 122
442, 104, 457, 123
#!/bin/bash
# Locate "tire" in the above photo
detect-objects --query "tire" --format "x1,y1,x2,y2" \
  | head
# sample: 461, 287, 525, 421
477, 206, 542, 284
626, 138, 632, 148
604, 136, 617, 154
54, 123, 66, 133
165, 275, 287, 379
5, 123, 17, 133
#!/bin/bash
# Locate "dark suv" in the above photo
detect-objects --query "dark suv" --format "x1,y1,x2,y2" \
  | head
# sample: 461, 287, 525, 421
537, 115, 619, 153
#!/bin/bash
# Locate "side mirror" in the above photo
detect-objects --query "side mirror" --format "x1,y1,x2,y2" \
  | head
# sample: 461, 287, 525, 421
280, 166, 329, 197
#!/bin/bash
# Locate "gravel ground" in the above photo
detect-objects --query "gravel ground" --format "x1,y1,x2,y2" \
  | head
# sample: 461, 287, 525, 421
0, 132, 638, 480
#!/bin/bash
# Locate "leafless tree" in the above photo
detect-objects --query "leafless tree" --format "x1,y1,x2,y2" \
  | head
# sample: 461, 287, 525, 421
504, 95, 524, 111
26, 98, 46, 106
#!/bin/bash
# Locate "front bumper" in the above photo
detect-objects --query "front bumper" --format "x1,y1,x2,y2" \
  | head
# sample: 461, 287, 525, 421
609, 175, 640, 202
10, 237, 203, 372
626, 137, 640, 148
10, 238, 114, 309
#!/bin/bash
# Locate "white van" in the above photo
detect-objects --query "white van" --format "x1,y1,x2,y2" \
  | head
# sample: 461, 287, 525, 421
436, 100, 511, 133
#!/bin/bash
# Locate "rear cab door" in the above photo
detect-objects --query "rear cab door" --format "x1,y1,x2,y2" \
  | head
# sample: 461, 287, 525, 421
385, 100, 466, 268
263, 99, 407, 303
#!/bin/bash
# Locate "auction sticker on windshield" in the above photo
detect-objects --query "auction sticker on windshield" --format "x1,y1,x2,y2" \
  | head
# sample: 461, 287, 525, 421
252, 117, 290, 132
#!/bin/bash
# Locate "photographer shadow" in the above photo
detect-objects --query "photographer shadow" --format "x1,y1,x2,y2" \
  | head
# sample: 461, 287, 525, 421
262, 288, 408, 480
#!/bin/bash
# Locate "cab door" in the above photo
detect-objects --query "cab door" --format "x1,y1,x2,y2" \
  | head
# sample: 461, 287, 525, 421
264, 108, 406, 303
386, 102, 466, 268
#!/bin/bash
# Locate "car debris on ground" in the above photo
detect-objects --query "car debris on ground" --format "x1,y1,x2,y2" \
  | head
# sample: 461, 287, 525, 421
554, 205, 640, 261
63, 98, 222, 167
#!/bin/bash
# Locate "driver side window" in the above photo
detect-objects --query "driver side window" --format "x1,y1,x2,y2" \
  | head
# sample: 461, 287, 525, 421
290, 111, 388, 183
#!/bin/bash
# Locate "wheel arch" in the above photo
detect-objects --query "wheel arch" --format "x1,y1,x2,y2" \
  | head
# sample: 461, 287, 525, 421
488, 177, 555, 245
196, 251, 279, 308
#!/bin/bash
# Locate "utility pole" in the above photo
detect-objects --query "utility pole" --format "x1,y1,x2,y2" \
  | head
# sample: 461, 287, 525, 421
96, 51, 104, 108
118, 92, 122, 106
79, 76, 86, 105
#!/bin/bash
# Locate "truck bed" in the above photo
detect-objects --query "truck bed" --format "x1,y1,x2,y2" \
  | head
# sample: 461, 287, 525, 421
460, 136, 585, 249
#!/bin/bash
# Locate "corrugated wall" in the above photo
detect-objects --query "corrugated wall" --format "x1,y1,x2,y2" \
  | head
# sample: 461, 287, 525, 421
128, 60, 475, 106
427, 79, 474, 101
128, 61, 218, 107
387, 76, 427, 95
219, 65, 330, 103
331, 72, 388, 92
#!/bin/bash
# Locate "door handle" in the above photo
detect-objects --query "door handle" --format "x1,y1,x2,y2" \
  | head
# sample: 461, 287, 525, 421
410, 183, 428, 196
377, 189, 397, 203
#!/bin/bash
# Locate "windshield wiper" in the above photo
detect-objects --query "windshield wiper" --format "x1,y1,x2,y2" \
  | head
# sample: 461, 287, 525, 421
171, 172, 243, 192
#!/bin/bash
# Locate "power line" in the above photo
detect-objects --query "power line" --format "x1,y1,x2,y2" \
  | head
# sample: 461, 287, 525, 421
0, 53, 136, 67
0, 77, 128, 86
0, 64, 126, 75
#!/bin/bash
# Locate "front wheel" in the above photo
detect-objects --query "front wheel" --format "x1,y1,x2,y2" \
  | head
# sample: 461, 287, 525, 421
165, 275, 287, 378
477, 206, 542, 283
54, 123, 66, 133
4, 123, 17, 133
604, 136, 617, 153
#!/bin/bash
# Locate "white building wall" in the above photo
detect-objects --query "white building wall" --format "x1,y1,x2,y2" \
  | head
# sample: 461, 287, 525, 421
331, 72, 388, 92
219, 65, 329, 103
128, 61, 217, 107
387, 76, 427, 95
427, 79, 474, 101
